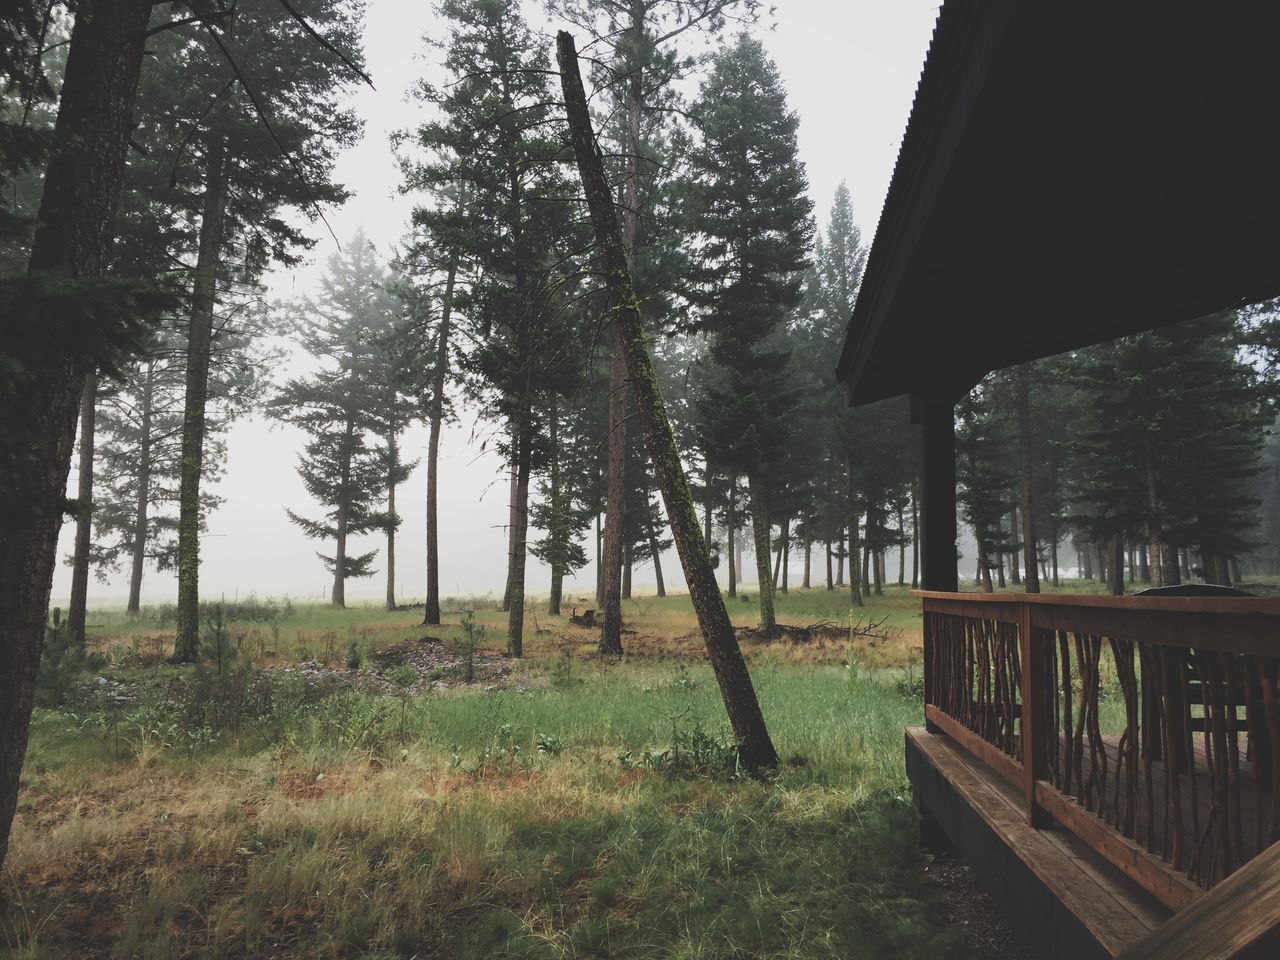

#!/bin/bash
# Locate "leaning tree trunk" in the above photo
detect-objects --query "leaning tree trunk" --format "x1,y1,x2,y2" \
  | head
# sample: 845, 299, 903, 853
748, 478, 777, 635
423, 254, 458, 626
0, 0, 151, 872
68, 371, 98, 647
506, 418, 532, 657
558, 31, 777, 768
127, 360, 156, 614
174, 135, 228, 661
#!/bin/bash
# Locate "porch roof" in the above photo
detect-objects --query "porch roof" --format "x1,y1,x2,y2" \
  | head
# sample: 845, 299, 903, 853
837, 2, 1280, 406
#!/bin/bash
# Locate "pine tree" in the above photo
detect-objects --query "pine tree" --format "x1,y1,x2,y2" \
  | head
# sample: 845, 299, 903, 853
271, 234, 400, 607
686, 34, 813, 633
404, 0, 585, 655
550, 0, 758, 653
155, 0, 364, 659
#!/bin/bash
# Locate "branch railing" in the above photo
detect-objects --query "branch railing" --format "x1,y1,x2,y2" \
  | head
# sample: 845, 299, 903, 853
917, 591, 1280, 912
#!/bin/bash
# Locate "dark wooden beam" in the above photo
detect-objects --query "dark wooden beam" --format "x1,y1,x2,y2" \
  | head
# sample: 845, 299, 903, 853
914, 392, 958, 593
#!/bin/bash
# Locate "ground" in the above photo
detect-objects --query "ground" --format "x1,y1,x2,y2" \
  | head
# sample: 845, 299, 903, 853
2, 584, 1033, 959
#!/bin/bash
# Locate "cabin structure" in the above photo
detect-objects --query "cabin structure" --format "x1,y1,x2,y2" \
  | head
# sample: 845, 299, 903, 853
837, 4, 1280, 958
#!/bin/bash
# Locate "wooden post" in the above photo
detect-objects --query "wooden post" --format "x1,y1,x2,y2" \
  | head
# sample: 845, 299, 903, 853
913, 392, 957, 732
1020, 601, 1051, 827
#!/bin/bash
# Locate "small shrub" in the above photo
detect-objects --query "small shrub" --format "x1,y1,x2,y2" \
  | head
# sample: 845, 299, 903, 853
37, 608, 84, 706
346, 636, 365, 670
200, 605, 236, 676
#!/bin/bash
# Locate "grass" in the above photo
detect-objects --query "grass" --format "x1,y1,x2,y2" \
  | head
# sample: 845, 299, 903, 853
4, 586, 974, 959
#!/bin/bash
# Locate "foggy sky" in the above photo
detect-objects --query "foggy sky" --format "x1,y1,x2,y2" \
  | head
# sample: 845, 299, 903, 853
52, 0, 938, 607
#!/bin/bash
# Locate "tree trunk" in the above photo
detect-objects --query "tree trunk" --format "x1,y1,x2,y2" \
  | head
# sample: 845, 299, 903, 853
600, 344, 626, 654
749, 477, 776, 634
647, 508, 666, 598
1008, 506, 1022, 585
1049, 518, 1059, 587
423, 253, 458, 626
1138, 543, 1150, 583
1109, 534, 1126, 596
548, 399, 563, 616
558, 30, 778, 769
846, 455, 863, 607
980, 540, 994, 592
331, 414, 356, 608
506, 420, 532, 656
622, 538, 633, 600
911, 483, 920, 590
727, 477, 737, 597
780, 516, 790, 594
385, 427, 398, 611
825, 537, 833, 590
897, 503, 906, 586
995, 529, 1006, 588
501, 459, 516, 612
802, 538, 811, 589
836, 533, 845, 586
1016, 364, 1040, 593
703, 457, 714, 567
175, 135, 228, 660
128, 360, 156, 614
871, 530, 882, 596
594, 511, 602, 608
68, 371, 97, 647
734, 525, 743, 593
862, 541, 872, 592
771, 534, 782, 589
0, 0, 151, 874
600, 54, 642, 657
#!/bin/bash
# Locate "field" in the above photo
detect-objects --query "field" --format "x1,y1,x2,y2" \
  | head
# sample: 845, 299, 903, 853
3, 585, 1025, 959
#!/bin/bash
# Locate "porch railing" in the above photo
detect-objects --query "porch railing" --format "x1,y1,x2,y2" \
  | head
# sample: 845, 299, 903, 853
916, 590, 1280, 912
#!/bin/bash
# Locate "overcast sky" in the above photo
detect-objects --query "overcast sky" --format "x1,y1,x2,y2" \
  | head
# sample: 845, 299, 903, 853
54, 0, 939, 607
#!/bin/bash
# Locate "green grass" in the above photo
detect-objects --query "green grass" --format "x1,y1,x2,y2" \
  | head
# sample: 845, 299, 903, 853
3, 589, 973, 960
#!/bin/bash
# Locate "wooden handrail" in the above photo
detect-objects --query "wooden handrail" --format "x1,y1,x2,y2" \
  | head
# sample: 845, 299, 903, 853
913, 589, 1280, 616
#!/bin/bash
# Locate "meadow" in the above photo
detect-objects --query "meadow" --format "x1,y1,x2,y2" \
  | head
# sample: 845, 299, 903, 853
3, 585, 1022, 959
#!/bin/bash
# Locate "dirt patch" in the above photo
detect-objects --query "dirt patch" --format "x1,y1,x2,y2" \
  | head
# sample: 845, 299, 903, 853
919, 852, 1030, 959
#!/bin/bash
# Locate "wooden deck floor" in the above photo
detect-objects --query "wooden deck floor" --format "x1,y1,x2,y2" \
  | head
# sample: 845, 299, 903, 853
907, 726, 1171, 959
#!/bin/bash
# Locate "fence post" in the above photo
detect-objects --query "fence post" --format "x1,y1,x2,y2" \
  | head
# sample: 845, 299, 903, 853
1020, 599, 1050, 827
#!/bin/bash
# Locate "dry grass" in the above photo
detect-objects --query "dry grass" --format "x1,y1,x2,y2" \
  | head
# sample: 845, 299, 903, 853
4, 586, 983, 959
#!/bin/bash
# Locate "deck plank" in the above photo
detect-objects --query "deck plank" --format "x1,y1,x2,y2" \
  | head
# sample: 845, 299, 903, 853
909, 726, 1168, 957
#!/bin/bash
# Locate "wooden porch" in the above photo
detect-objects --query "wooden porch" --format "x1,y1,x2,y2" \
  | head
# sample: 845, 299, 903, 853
909, 591, 1280, 958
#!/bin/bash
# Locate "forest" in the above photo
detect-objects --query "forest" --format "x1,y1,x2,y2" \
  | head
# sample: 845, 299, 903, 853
3, 1, 1280, 957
